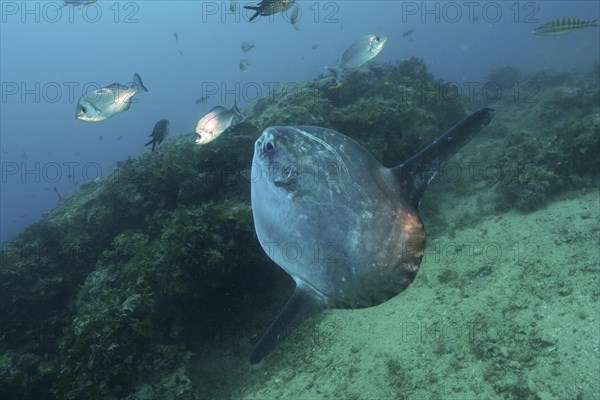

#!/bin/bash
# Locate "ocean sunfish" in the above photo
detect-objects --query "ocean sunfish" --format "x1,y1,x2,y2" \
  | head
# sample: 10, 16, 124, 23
249, 108, 494, 363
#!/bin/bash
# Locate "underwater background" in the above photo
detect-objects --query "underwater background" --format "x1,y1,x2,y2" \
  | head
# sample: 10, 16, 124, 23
0, 1, 599, 399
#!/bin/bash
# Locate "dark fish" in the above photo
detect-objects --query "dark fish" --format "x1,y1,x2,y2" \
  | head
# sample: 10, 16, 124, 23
178, 49, 184, 56
62, 0, 96, 7
239, 59, 250, 71
173, 31, 179, 41
195, 95, 211, 104
98, 135, 103, 141
117, 135, 124, 141
534, 17, 598, 35
145, 119, 169, 152
312, 43, 319, 50
244, 0, 295, 22
20, 150, 27, 160
230, 0, 238, 12
402, 29, 414, 37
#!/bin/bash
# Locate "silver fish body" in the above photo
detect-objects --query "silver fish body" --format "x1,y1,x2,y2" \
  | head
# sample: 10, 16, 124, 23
241, 41, 255, 52
326, 34, 387, 83
75, 73, 149, 122
339, 34, 387, 69
239, 59, 250, 71
195, 101, 244, 145
290, 5, 299, 25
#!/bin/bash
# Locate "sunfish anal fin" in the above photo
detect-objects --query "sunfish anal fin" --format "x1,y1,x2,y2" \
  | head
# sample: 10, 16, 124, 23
250, 282, 327, 364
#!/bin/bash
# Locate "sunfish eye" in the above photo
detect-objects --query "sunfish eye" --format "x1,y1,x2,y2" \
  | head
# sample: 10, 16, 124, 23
80, 105, 87, 114
264, 141, 275, 153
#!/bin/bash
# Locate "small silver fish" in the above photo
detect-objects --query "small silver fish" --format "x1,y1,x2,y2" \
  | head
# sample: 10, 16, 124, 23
145, 119, 169, 152
534, 17, 598, 35
239, 59, 250, 71
195, 101, 244, 145
290, 5, 299, 25
75, 73, 149, 122
326, 34, 387, 83
244, 0, 295, 22
241, 41, 255, 52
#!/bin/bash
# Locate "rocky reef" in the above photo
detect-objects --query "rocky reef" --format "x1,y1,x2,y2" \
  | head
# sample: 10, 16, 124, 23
1, 58, 598, 399
487, 66, 600, 211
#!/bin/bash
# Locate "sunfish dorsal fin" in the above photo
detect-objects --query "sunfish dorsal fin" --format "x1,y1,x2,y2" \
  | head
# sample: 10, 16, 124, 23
392, 108, 494, 209
250, 282, 327, 364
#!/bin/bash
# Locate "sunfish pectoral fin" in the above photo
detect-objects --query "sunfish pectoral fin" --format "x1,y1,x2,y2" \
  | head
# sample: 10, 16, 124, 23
392, 107, 494, 209
250, 283, 327, 364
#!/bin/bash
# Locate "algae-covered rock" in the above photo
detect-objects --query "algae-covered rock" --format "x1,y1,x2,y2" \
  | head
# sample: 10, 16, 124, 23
485, 66, 524, 90
492, 70, 600, 211
247, 57, 466, 166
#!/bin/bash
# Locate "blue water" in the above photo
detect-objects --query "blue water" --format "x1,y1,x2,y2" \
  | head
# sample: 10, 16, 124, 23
1, 0, 599, 243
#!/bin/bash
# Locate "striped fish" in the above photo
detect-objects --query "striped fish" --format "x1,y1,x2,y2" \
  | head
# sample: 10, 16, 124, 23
534, 17, 598, 35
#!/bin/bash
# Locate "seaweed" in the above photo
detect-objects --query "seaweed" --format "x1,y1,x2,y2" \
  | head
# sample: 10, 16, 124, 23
494, 111, 599, 212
